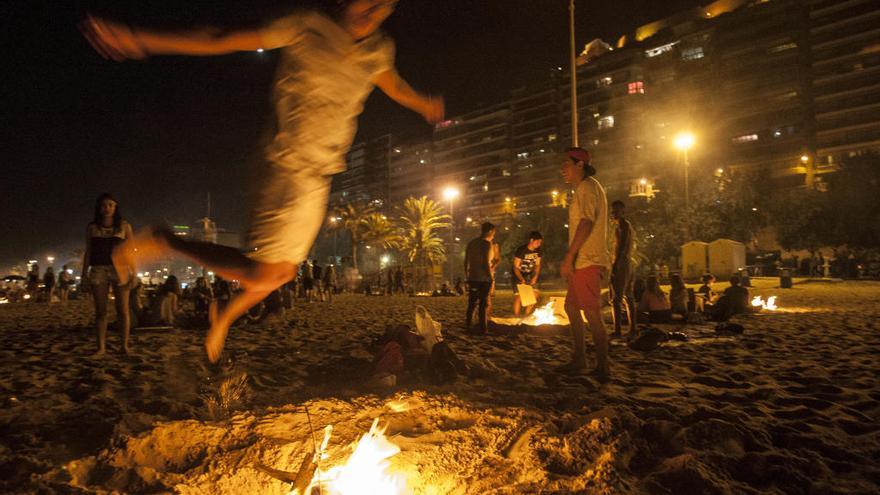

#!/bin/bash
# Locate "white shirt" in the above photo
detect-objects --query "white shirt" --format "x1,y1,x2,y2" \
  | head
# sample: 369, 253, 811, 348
259, 11, 395, 173
568, 177, 610, 269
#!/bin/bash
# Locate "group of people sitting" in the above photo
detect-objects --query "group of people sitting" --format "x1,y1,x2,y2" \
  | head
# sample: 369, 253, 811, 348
634, 273, 751, 324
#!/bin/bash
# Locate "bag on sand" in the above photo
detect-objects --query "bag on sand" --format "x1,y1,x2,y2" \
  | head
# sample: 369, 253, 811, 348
415, 306, 443, 354
430, 341, 468, 384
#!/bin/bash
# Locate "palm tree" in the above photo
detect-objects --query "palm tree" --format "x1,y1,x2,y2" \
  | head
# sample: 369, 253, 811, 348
395, 196, 450, 291
331, 202, 376, 273
361, 213, 402, 250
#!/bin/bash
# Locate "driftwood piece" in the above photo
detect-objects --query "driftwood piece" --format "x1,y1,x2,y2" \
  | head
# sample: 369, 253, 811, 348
254, 448, 318, 493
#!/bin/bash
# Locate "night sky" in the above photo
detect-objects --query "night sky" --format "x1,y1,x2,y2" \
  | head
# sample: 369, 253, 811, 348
2, 0, 704, 269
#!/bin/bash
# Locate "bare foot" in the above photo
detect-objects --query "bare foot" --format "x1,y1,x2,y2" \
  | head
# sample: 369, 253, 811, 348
122, 345, 133, 355
93, 349, 106, 357
205, 322, 230, 363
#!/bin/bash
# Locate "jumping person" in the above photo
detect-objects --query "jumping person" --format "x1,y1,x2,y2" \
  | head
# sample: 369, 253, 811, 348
559, 148, 611, 381
81, 0, 444, 362
82, 193, 134, 355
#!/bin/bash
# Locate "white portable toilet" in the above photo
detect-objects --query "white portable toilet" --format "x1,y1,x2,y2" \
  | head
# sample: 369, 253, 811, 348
681, 241, 709, 280
709, 239, 747, 278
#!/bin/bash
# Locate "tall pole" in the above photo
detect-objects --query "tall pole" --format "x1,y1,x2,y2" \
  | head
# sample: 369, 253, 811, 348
569, 0, 579, 146
448, 199, 454, 283
683, 150, 690, 211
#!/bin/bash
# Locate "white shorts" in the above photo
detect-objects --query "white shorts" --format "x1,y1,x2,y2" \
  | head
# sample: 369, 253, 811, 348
247, 165, 331, 265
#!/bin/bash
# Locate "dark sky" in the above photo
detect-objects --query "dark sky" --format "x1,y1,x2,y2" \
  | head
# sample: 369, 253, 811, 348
1, 0, 704, 269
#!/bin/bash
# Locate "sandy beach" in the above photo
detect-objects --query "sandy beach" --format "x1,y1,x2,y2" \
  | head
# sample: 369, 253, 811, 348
1, 278, 878, 494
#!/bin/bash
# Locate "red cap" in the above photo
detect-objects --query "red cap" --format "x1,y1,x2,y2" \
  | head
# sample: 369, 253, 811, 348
566, 148, 591, 164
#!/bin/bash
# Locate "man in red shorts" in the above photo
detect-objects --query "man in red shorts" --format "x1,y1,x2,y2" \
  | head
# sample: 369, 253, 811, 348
559, 147, 610, 381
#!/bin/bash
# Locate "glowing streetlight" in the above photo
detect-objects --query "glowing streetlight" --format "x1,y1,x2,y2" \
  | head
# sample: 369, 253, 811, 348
800, 154, 809, 163
47, 256, 55, 265
673, 131, 696, 210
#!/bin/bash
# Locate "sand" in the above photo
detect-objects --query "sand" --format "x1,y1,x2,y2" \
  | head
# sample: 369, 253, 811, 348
1, 278, 878, 494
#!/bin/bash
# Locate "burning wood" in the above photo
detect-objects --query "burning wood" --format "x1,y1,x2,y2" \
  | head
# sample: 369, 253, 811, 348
751, 295, 778, 311
296, 418, 407, 495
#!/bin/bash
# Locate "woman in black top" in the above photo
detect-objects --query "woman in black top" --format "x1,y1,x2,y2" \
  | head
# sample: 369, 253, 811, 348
82, 193, 134, 355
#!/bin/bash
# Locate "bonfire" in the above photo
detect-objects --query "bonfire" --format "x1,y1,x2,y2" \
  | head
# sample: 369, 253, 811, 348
288, 418, 407, 495
751, 295, 778, 311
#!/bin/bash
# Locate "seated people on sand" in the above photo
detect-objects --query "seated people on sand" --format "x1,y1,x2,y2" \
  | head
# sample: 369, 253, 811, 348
147, 276, 181, 326
638, 276, 672, 323
697, 274, 718, 303
192, 276, 214, 315
668, 273, 688, 317
710, 275, 750, 321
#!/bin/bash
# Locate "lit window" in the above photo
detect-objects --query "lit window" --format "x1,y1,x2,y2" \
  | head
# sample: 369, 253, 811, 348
598, 115, 615, 129
681, 47, 704, 60
502, 169, 511, 176
645, 41, 678, 57
483, 182, 489, 192
596, 76, 613, 87
548, 133, 557, 142
732, 133, 759, 144
628, 81, 645, 94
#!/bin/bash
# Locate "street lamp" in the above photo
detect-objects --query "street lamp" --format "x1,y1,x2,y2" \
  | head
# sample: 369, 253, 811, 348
673, 132, 696, 209
442, 186, 460, 282
47, 256, 55, 267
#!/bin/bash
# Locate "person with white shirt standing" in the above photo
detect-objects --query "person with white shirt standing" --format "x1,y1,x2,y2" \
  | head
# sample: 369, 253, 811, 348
558, 148, 611, 382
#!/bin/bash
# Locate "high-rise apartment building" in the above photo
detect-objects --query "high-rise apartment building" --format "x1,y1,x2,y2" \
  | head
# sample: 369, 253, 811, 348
332, 0, 879, 220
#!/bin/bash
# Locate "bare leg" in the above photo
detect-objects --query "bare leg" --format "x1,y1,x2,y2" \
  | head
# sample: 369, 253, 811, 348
563, 301, 588, 369
113, 284, 131, 353
205, 286, 275, 363
513, 294, 522, 316
93, 281, 109, 355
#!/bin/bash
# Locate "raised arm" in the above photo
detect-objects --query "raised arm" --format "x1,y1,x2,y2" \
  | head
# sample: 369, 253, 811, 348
80, 15, 278, 61
375, 69, 445, 124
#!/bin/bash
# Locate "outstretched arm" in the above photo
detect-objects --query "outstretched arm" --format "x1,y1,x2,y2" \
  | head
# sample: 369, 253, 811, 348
375, 69, 444, 124
80, 15, 271, 60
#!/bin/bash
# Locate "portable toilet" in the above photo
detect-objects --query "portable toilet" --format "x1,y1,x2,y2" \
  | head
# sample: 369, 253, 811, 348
709, 239, 747, 278
681, 241, 709, 280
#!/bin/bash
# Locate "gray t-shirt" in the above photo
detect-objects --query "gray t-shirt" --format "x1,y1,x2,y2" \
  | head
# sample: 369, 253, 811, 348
259, 11, 395, 173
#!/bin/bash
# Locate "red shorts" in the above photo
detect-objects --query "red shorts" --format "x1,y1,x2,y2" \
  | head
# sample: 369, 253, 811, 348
565, 265, 604, 312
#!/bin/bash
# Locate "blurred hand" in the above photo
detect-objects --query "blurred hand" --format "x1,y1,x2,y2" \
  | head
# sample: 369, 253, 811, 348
421, 95, 445, 124
79, 15, 148, 61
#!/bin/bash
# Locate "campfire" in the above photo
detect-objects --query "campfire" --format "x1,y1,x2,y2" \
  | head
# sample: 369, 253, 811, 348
751, 295, 778, 311
298, 418, 407, 495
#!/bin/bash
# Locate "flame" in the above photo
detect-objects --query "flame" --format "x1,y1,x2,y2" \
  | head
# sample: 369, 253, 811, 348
751, 295, 778, 311
303, 418, 407, 495
531, 302, 557, 325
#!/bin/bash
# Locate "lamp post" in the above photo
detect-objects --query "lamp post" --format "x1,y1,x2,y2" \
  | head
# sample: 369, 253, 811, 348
569, 0, 579, 146
673, 132, 695, 210
442, 186, 460, 283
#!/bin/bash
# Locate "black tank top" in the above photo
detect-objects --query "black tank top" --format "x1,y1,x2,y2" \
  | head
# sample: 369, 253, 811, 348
89, 226, 125, 266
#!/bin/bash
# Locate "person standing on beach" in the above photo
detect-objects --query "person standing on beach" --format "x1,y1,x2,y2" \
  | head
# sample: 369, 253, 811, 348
42, 267, 56, 304
80, 0, 444, 362
82, 193, 134, 355
57, 265, 73, 304
511, 231, 543, 316
609, 200, 636, 338
559, 148, 610, 381
464, 222, 496, 335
